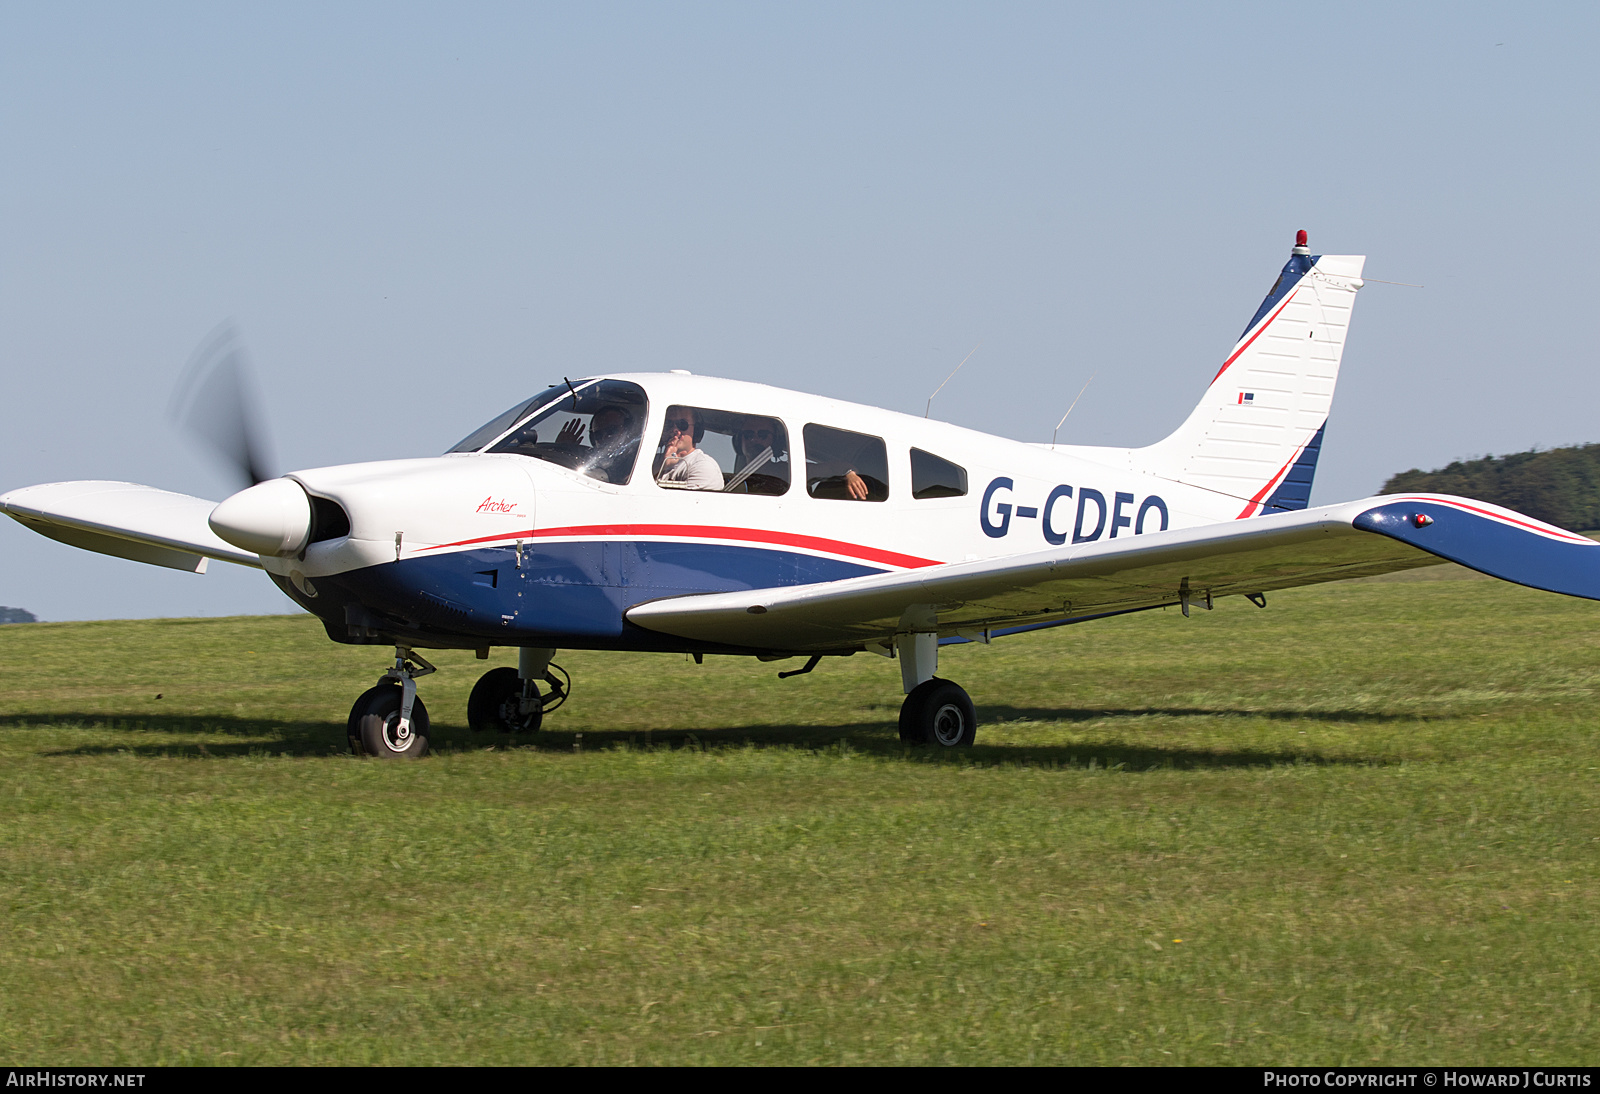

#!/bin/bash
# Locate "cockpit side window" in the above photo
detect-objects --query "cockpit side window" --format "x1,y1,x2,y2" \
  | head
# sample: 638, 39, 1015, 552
653, 405, 790, 495
803, 425, 890, 501
478, 379, 649, 485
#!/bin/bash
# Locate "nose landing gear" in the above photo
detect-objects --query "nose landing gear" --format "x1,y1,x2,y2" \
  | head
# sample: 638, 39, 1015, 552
347, 647, 435, 758
467, 647, 569, 735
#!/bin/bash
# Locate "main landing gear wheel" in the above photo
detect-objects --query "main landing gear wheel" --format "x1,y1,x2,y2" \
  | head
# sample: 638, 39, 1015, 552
355, 686, 431, 759
898, 677, 977, 748
466, 663, 569, 734
468, 666, 542, 734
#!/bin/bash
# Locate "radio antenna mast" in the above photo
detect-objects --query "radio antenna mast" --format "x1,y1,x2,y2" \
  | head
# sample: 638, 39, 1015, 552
925, 343, 981, 418
1051, 373, 1095, 447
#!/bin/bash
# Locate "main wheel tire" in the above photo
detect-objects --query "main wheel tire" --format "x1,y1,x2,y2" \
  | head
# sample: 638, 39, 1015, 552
348, 683, 398, 755
467, 666, 543, 734
898, 677, 977, 747
357, 688, 431, 758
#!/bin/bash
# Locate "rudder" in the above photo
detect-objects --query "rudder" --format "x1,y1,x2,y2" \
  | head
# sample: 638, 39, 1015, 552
1133, 232, 1365, 517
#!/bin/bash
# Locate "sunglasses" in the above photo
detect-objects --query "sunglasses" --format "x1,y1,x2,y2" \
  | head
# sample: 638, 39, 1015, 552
669, 418, 693, 433
740, 429, 774, 441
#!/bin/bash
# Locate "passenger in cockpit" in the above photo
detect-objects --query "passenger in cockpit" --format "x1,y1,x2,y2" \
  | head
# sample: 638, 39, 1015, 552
655, 407, 722, 490
734, 417, 781, 472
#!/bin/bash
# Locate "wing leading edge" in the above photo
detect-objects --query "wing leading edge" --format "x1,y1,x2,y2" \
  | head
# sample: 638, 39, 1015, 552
0, 481, 261, 572
626, 494, 1600, 651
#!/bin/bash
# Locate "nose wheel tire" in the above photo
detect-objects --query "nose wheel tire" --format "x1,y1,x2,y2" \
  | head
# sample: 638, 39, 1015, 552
351, 685, 431, 759
347, 683, 397, 754
898, 678, 977, 747
467, 666, 543, 734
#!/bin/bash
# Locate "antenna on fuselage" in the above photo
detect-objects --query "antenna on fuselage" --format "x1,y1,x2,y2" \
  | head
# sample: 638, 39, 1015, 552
1051, 373, 1095, 447
924, 343, 981, 418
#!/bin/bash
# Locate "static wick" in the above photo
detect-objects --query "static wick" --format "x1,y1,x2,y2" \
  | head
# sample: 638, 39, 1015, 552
925, 343, 981, 418
1051, 373, 1096, 446
1361, 277, 1424, 288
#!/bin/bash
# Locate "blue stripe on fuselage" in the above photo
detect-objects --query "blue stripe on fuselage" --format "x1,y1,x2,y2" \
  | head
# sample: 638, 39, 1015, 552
314, 539, 885, 643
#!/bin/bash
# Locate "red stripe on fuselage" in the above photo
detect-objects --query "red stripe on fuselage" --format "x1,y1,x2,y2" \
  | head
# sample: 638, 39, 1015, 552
1212, 290, 1299, 384
418, 523, 943, 569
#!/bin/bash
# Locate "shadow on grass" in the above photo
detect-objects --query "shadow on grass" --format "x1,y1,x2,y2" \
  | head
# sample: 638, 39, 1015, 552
3, 709, 1392, 769
4, 712, 344, 757
984, 704, 1435, 725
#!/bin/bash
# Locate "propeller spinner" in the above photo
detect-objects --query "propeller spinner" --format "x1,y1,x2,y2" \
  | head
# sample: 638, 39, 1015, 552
208, 477, 311, 556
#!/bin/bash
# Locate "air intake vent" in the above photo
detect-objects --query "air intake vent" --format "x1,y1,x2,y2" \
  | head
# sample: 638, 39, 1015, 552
308, 495, 351, 543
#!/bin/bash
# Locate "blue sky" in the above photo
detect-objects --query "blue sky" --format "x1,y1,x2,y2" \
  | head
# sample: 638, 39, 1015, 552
3, 2, 1597, 620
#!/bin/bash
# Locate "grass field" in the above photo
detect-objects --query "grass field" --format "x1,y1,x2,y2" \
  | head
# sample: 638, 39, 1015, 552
1, 571, 1597, 1065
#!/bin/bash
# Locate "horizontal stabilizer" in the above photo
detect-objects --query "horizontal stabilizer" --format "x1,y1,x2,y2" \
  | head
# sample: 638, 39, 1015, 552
1355, 494, 1600, 598
0, 481, 262, 572
626, 493, 1598, 651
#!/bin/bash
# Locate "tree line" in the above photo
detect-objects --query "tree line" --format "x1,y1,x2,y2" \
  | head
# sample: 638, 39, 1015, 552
1382, 443, 1600, 531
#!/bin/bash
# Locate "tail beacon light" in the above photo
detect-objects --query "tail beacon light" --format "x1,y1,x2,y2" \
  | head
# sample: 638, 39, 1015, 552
208, 477, 312, 557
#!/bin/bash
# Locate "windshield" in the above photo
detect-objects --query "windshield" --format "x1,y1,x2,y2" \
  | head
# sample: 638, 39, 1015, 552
466, 379, 648, 485
447, 390, 563, 454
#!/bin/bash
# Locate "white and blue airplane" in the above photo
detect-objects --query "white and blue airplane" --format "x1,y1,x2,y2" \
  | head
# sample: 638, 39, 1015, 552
7, 232, 1597, 757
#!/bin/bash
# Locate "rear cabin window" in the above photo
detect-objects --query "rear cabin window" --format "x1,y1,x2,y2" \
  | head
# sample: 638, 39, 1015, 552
910, 448, 968, 499
803, 424, 890, 501
652, 405, 791, 495
481, 379, 649, 485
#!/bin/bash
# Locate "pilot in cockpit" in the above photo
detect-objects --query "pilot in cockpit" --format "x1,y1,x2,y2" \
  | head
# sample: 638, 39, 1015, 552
559, 404, 637, 483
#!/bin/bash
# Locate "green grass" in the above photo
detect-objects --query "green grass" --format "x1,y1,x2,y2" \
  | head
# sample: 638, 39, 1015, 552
1, 575, 1597, 1065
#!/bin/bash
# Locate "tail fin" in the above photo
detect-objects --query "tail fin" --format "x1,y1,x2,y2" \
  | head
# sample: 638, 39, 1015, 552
1133, 233, 1365, 517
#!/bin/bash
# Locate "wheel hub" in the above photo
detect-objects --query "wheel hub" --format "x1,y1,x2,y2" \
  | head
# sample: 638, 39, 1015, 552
383, 715, 413, 752
931, 702, 966, 746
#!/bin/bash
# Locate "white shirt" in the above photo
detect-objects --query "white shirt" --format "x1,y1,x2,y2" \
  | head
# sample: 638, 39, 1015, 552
656, 447, 723, 491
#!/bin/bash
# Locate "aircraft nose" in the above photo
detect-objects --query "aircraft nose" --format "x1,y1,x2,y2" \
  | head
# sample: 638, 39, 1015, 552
208, 478, 312, 556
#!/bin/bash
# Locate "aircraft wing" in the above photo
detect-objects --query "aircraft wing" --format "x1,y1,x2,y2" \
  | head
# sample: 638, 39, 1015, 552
626, 494, 1600, 651
0, 480, 262, 572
